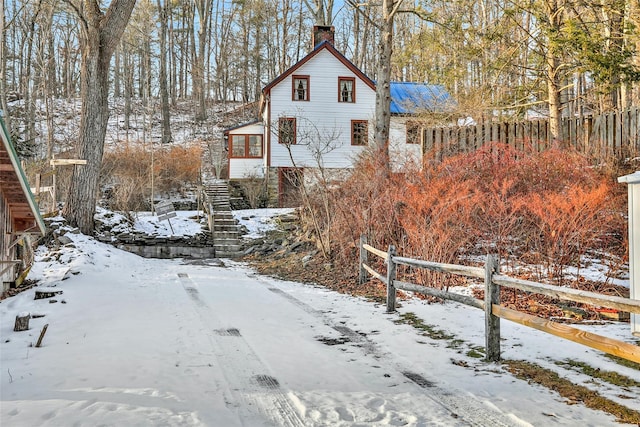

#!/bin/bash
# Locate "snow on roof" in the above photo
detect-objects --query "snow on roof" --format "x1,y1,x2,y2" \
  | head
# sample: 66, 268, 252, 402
389, 82, 452, 115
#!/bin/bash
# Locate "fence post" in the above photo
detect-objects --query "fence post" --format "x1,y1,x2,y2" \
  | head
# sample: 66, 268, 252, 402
484, 254, 500, 362
359, 234, 368, 285
386, 245, 397, 313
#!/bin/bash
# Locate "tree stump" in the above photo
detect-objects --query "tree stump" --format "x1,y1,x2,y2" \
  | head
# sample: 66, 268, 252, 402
14, 313, 30, 331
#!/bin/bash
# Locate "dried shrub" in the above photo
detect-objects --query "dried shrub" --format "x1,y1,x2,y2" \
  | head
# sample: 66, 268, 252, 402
321, 143, 625, 285
101, 144, 202, 211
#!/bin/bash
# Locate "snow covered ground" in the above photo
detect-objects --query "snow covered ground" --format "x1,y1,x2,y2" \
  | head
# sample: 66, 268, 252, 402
1, 210, 639, 426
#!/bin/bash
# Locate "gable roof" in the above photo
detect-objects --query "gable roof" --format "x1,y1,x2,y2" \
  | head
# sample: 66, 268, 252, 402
258, 41, 453, 117
223, 119, 262, 135
0, 116, 45, 234
389, 82, 452, 115
260, 41, 376, 112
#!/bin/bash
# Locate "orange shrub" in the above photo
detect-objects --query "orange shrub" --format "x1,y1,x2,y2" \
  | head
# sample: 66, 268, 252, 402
101, 144, 202, 211
323, 143, 625, 284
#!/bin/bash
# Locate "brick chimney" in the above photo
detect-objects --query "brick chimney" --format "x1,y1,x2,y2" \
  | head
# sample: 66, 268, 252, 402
312, 25, 335, 49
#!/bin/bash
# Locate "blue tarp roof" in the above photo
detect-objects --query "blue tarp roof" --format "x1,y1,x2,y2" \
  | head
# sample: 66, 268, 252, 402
389, 82, 452, 114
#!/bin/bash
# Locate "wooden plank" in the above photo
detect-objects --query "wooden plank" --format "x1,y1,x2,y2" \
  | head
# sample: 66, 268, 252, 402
393, 255, 485, 279
363, 243, 388, 260
493, 305, 640, 364
492, 274, 640, 314
485, 255, 500, 361
362, 263, 386, 284
49, 159, 87, 166
386, 246, 397, 312
395, 280, 484, 309
634, 108, 640, 154
359, 235, 368, 285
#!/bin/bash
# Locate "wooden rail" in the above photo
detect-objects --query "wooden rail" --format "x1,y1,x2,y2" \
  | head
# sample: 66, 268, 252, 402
359, 236, 640, 364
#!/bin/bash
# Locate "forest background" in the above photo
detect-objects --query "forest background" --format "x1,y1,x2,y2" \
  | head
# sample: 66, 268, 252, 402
1, 0, 639, 286
3, 0, 640, 155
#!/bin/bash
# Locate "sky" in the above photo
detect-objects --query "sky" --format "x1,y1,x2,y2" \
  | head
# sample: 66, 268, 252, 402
1, 209, 639, 426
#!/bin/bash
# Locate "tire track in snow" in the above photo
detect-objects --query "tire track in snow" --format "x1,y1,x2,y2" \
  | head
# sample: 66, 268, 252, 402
178, 273, 305, 427
262, 281, 519, 427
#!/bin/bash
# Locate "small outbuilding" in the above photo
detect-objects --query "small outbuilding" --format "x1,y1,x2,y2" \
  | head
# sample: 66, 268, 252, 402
0, 117, 45, 293
618, 171, 640, 337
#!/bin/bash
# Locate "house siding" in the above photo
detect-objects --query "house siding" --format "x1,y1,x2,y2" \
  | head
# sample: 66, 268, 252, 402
268, 49, 376, 169
227, 122, 266, 179
389, 117, 422, 172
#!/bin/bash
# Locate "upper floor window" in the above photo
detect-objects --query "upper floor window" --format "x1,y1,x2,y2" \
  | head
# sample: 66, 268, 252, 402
230, 134, 263, 158
351, 120, 368, 146
292, 76, 309, 101
339, 77, 355, 103
279, 117, 297, 144
406, 121, 421, 144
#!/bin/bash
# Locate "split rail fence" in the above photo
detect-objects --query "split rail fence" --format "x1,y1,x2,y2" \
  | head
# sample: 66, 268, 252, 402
422, 107, 640, 161
359, 236, 640, 363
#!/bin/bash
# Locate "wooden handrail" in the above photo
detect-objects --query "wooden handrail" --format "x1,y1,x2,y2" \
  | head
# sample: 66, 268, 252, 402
493, 305, 640, 364
393, 256, 485, 280
359, 237, 640, 363
362, 244, 387, 260
493, 274, 640, 315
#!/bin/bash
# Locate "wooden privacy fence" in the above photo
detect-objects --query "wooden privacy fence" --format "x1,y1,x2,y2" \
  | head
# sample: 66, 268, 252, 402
423, 107, 640, 161
358, 236, 640, 363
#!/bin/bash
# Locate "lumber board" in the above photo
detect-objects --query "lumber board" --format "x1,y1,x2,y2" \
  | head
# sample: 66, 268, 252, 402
492, 274, 640, 314
493, 305, 640, 364
362, 244, 388, 260
393, 256, 485, 279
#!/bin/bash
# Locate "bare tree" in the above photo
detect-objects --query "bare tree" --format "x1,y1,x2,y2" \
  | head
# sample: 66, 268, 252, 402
62, 0, 137, 234
157, 0, 172, 143
304, 0, 334, 25
349, 0, 404, 170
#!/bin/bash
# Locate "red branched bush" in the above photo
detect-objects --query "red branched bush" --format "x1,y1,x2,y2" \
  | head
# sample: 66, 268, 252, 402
317, 143, 625, 285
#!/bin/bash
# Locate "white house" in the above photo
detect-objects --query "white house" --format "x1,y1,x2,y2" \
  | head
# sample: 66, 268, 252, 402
224, 26, 451, 206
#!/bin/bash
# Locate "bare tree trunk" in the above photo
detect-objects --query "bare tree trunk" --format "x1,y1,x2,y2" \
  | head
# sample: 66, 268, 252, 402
0, 0, 11, 133
193, 0, 212, 121
62, 0, 136, 234
544, 0, 563, 144
157, 0, 172, 143
373, 0, 402, 170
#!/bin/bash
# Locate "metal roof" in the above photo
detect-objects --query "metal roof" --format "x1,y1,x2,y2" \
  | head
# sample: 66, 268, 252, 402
389, 82, 452, 114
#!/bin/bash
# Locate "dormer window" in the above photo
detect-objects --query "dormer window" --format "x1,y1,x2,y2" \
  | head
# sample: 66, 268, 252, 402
292, 76, 309, 101
338, 77, 355, 103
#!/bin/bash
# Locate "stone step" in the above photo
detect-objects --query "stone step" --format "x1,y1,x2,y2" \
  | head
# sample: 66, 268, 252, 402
211, 231, 240, 240
213, 244, 244, 253
212, 214, 236, 221
212, 224, 239, 232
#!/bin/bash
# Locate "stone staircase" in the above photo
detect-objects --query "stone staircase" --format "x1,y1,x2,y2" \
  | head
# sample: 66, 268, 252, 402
203, 180, 244, 258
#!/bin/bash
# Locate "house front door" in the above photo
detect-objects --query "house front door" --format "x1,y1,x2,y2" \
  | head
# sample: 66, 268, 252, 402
279, 168, 303, 208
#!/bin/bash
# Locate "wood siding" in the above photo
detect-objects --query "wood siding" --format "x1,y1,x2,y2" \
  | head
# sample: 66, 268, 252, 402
227, 122, 266, 179
268, 49, 376, 169
389, 117, 422, 171
422, 107, 640, 161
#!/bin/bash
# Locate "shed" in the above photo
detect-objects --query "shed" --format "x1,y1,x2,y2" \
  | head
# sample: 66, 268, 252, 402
618, 171, 640, 337
0, 116, 45, 292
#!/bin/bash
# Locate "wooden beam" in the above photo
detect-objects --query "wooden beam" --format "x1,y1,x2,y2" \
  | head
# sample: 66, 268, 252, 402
363, 244, 388, 260
395, 280, 484, 309
493, 304, 640, 364
492, 274, 640, 314
50, 159, 87, 166
394, 255, 485, 280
